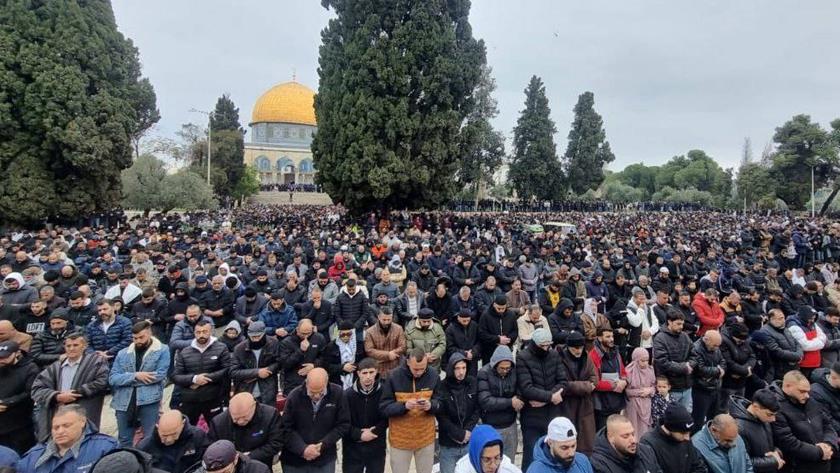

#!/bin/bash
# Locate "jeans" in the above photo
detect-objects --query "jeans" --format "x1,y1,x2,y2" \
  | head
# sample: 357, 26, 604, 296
671, 388, 693, 413
390, 443, 435, 473
439, 445, 469, 473
115, 402, 160, 447
497, 423, 519, 463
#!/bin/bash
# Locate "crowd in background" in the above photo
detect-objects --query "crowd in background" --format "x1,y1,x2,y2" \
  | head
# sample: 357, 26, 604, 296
1, 205, 840, 473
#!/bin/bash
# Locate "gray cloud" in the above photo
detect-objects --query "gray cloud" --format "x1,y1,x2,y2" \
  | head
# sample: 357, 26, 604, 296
113, 0, 840, 171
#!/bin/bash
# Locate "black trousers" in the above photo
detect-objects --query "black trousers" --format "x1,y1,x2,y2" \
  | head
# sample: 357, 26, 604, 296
692, 388, 720, 433
521, 424, 545, 472
180, 400, 223, 425
343, 447, 386, 473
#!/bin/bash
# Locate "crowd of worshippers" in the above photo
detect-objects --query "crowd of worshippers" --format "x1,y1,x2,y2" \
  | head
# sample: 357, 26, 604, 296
1, 208, 840, 473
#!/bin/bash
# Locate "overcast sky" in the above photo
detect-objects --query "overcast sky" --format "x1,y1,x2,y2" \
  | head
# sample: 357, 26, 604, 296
112, 0, 840, 171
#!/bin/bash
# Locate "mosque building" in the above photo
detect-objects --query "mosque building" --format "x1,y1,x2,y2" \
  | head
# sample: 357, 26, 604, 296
244, 80, 317, 186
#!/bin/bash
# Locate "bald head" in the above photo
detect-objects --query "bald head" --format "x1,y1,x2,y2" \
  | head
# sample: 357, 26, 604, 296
709, 414, 739, 448
703, 330, 721, 351
0, 320, 16, 341
157, 410, 186, 446
306, 367, 329, 402
297, 318, 314, 338
229, 392, 257, 426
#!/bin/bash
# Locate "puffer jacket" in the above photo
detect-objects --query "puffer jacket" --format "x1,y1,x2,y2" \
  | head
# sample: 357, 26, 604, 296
30, 329, 68, 367
753, 323, 802, 382
85, 315, 133, 356
476, 346, 518, 429
652, 327, 692, 391
547, 299, 583, 346
136, 415, 210, 473
435, 354, 480, 448
231, 336, 280, 405
809, 368, 840, 436
210, 403, 284, 468
332, 288, 371, 332
109, 338, 171, 411
477, 307, 518, 364
689, 338, 726, 391
730, 396, 779, 473
277, 331, 326, 393
380, 361, 440, 451
516, 342, 567, 429
172, 338, 232, 403
168, 316, 215, 351
0, 273, 38, 309
720, 330, 756, 390
639, 426, 706, 473
769, 381, 837, 473
590, 427, 662, 473
256, 302, 298, 336
818, 316, 840, 368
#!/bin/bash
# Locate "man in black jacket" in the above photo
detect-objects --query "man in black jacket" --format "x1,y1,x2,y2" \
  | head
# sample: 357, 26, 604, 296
516, 328, 567, 471
435, 353, 479, 473
476, 345, 522, 462
342, 358, 387, 473
720, 323, 756, 412
731, 390, 785, 473
130, 288, 170, 341
199, 276, 235, 332
137, 410, 211, 473
690, 330, 727, 433
809, 364, 840, 461
639, 404, 706, 473
590, 414, 662, 473
30, 311, 70, 368
332, 279, 370, 340
653, 309, 694, 414
771, 370, 837, 473
278, 319, 326, 394
172, 319, 232, 425
281, 367, 350, 473
197, 439, 270, 473
0, 340, 39, 454
210, 393, 284, 468
444, 310, 481, 375
230, 321, 280, 406
477, 296, 518, 365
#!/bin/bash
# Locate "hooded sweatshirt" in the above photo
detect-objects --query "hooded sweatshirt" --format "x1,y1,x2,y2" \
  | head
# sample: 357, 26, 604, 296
477, 345, 518, 429
452, 424, 521, 473
529, 435, 593, 473
436, 353, 480, 448
1, 272, 38, 309
220, 320, 245, 352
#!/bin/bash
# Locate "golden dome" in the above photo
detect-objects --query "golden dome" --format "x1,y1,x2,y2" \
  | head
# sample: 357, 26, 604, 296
251, 81, 316, 126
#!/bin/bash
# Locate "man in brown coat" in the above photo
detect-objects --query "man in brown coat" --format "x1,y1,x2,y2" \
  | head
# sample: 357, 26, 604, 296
558, 331, 598, 455
364, 307, 406, 377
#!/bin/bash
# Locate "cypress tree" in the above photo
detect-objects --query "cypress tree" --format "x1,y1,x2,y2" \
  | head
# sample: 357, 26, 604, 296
0, 0, 158, 224
313, 0, 485, 211
563, 91, 615, 194
509, 76, 563, 201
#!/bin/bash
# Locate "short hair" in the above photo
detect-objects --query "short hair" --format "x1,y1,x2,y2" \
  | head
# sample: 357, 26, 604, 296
141, 287, 155, 298
357, 358, 377, 371
132, 320, 152, 334
597, 327, 613, 337
827, 307, 840, 318
97, 298, 113, 307
655, 375, 670, 385
704, 288, 718, 297
186, 304, 201, 313
666, 308, 685, 322
631, 287, 645, 297
606, 414, 632, 434
783, 370, 807, 384
54, 403, 87, 420
408, 347, 426, 362
65, 331, 87, 343
69, 291, 84, 301
768, 308, 785, 319
194, 319, 212, 330
831, 362, 840, 376
751, 388, 780, 412
379, 306, 393, 316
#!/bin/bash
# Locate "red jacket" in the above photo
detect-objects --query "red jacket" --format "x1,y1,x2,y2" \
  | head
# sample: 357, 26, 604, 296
589, 343, 627, 392
692, 292, 724, 336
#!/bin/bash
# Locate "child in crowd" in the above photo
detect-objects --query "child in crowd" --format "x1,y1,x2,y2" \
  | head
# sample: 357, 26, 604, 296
651, 375, 675, 429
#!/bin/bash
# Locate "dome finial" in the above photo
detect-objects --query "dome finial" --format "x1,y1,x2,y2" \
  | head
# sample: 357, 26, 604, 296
292, 68, 297, 82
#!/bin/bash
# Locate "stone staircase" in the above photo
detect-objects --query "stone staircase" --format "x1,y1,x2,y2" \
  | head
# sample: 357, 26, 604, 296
250, 191, 334, 206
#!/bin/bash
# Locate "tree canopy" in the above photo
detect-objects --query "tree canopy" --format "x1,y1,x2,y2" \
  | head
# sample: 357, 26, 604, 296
313, 0, 485, 211
122, 154, 216, 215
563, 92, 615, 194
0, 0, 158, 224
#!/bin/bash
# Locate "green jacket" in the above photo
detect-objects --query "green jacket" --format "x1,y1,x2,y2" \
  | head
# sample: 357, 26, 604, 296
406, 320, 447, 369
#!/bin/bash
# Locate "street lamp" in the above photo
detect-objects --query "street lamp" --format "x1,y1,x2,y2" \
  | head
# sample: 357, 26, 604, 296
189, 108, 213, 185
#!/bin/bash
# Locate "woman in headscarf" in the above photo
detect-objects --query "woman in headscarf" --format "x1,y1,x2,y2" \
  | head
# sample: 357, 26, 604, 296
581, 297, 612, 352
624, 347, 656, 440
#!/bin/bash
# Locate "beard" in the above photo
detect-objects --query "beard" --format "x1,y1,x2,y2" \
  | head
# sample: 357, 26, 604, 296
379, 322, 391, 333
196, 336, 209, 345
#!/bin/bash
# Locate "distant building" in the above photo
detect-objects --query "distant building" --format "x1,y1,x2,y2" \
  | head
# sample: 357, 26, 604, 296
245, 81, 317, 186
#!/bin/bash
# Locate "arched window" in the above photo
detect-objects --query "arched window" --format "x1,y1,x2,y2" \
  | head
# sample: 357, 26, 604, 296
255, 156, 271, 171
299, 159, 314, 173
276, 157, 294, 172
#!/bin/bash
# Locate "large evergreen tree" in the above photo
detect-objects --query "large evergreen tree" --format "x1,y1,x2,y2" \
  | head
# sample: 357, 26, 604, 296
0, 0, 158, 224
313, 0, 485, 211
563, 91, 615, 194
508, 76, 563, 201
457, 64, 505, 201
769, 114, 838, 210
209, 95, 245, 198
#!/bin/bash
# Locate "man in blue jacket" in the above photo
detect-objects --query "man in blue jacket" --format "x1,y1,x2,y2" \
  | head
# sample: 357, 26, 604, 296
526, 417, 593, 473
257, 292, 297, 338
452, 424, 521, 473
17, 404, 117, 473
85, 299, 132, 361
109, 320, 171, 447
692, 414, 753, 473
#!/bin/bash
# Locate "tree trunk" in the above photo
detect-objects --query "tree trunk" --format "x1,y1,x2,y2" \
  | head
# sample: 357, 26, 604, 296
819, 184, 840, 216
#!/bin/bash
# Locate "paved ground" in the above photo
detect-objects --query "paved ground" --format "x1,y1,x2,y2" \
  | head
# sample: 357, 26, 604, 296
250, 191, 333, 206
100, 386, 524, 473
